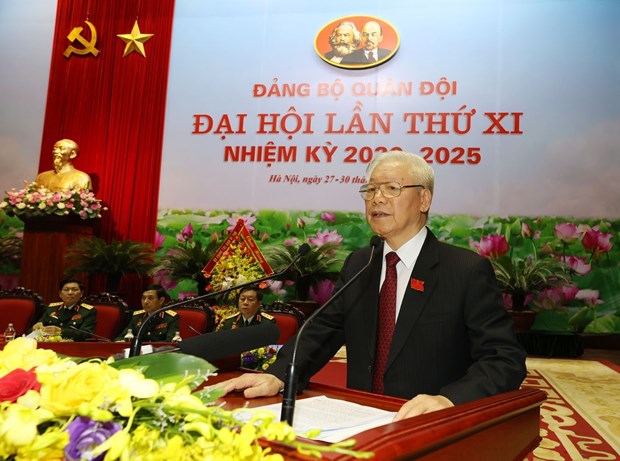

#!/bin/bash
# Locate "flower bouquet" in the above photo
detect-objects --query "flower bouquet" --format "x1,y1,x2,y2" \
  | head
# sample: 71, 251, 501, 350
0, 338, 371, 460
241, 345, 281, 371
0, 182, 105, 220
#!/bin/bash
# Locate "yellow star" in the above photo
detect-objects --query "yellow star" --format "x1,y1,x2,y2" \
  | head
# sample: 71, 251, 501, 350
117, 20, 154, 57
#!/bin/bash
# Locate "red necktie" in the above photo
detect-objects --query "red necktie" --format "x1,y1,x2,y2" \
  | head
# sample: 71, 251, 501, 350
372, 251, 400, 394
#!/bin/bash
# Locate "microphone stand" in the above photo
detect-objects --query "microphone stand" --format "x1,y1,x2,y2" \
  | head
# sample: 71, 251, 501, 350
129, 243, 311, 357
68, 325, 112, 342
280, 236, 382, 425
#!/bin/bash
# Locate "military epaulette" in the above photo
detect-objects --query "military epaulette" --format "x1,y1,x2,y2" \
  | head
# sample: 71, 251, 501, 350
260, 312, 274, 320
133, 309, 146, 316
48, 302, 63, 307
80, 303, 94, 310
225, 313, 240, 320
165, 310, 177, 317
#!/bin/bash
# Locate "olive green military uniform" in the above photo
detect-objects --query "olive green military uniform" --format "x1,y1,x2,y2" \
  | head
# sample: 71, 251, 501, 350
116, 310, 180, 342
38, 301, 97, 341
219, 310, 275, 331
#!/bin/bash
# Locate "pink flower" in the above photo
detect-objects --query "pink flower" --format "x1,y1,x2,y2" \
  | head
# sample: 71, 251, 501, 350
154, 231, 166, 250
563, 255, 592, 275
308, 229, 343, 248
152, 269, 178, 291
284, 237, 299, 247
267, 280, 287, 296
521, 222, 533, 239
472, 235, 510, 259
581, 228, 613, 256
309, 279, 335, 306
296, 218, 305, 229
576, 289, 604, 306
226, 214, 256, 233
176, 222, 194, 242
554, 222, 582, 243
320, 212, 336, 224
535, 285, 579, 311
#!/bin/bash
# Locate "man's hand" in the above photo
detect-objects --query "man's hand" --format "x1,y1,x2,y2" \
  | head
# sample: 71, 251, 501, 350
42, 325, 62, 336
216, 373, 284, 399
32, 322, 44, 331
393, 394, 454, 421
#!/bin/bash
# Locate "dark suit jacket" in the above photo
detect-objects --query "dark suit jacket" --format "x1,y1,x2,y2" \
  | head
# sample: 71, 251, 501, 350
268, 229, 526, 404
341, 47, 391, 64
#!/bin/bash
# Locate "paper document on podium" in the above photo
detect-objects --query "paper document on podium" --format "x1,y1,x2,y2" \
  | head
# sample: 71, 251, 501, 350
235, 395, 396, 443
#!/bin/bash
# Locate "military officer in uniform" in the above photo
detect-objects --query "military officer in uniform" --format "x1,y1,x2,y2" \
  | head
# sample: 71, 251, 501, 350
219, 285, 275, 330
116, 284, 179, 342
31, 278, 97, 341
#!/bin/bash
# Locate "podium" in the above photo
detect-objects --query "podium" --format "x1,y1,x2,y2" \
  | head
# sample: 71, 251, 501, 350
19, 215, 95, 303
3, 341, 545, 460
210, 372, 546, 460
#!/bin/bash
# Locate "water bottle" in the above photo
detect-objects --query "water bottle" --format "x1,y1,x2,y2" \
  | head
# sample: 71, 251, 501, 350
4, 323, 16, 342
172, 330, 182, 343
123, 329, 134, 342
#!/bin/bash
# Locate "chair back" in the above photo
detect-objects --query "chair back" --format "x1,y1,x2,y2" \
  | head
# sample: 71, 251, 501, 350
166, 297, 215, 339
81, 292, 129, 340
262, 301, 306, 344
0, 287, 44, 336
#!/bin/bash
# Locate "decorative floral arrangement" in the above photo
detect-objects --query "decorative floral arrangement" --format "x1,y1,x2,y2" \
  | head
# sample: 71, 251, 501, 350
241, 345, 281, 371
152, 224, 220, 296
203, 220, 273, 304
472, 219, 571, 312
0, 338, 371, 460
0, 182, 105, 220
470, 218, 614, 323
264, 228, 345, 301
207, 245, 268, 294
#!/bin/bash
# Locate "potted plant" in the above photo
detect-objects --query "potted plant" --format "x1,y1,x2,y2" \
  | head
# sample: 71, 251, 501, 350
473, 221, 570, 331
0, 233, 22, 289
264, 238, 344, 302
152, 230, 220, 296
65, 237, 156, 292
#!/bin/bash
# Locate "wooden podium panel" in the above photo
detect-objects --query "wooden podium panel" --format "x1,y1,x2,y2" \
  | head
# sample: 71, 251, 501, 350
20, 215, 96, 303
210, 372, 545, 461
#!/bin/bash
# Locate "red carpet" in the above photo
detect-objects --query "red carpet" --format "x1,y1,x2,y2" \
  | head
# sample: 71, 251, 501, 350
311, 357, 620, 460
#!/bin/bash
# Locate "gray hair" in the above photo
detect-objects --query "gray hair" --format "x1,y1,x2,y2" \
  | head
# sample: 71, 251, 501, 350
365, 150, 435, 195
329, 21, 361, 48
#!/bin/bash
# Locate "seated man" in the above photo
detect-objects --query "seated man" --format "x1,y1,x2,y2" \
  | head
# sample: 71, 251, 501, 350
219, 285, 275, 330
116, 284, 179, 342
31, 278, 96, 341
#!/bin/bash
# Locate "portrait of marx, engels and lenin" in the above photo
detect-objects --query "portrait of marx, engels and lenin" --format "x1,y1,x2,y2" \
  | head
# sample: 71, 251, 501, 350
316, 16, 399, 69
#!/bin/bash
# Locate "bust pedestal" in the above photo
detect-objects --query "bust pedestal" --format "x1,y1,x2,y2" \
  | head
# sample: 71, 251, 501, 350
19, 215, 96, 303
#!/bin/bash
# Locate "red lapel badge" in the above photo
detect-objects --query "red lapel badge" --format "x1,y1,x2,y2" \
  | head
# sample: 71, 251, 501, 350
411, 278, 425, 292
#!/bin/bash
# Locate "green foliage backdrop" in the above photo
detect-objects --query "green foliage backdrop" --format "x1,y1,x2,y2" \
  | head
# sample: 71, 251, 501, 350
2, 209, 618, 333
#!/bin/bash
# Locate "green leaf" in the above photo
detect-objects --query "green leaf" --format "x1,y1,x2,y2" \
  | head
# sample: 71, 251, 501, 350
110, 352, 216, 388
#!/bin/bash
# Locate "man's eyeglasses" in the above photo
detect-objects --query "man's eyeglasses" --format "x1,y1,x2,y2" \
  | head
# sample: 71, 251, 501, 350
359, 182, 424, 201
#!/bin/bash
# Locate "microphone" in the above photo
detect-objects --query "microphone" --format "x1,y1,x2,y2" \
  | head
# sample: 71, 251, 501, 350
280, 236, 382, 425
68, 325, 112, 342
179, 322, 280, 361
129, 243, 311, 357
188, 325, 202, 336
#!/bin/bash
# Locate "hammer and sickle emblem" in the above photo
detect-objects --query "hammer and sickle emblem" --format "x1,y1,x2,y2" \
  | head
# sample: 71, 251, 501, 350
64, 20, 100, 58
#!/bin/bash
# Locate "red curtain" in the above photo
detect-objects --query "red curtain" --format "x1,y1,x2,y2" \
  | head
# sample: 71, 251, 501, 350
38, 0, 175, 304
40, 0, 175, 244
